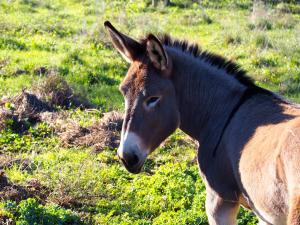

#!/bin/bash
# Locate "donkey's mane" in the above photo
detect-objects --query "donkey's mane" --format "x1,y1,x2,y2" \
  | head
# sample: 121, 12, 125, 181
141, 34, 270, 94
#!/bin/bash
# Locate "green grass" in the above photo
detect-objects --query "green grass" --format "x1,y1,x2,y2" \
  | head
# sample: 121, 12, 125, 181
2, 198, 82, 225
0, 0, 299, 224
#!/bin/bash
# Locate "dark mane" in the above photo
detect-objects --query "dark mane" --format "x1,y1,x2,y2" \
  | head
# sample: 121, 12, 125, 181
141, 34, 270, 94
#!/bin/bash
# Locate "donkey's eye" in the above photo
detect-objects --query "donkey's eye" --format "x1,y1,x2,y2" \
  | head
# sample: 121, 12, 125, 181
145, 96, 160, 108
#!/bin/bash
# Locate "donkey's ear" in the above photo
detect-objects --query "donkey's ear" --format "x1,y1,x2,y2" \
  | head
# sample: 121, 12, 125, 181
104, 21, 143, 63
146, 34, 172, 76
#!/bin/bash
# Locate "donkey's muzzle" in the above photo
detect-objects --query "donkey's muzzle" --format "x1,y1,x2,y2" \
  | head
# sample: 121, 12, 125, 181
118, 150, 143, 174
117, 132, 147, 174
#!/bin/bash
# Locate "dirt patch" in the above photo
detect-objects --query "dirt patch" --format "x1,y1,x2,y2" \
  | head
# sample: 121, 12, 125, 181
0, 171, 31, 202
0, 73, 123, 152
0, 172, 49, 204
0, 74, 92, 133
0, 91, 53, 132
0, 171, 88, 213
1, 96, 123, 153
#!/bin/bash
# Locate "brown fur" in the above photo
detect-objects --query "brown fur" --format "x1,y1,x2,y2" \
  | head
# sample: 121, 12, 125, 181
288, 195, 300, 225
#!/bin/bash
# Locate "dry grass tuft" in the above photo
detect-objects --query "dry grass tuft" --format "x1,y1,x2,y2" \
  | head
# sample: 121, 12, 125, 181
33, 74, 92, 109
58, 111, 123, 152
38, 110, 123, 152
49, 193, 84, 209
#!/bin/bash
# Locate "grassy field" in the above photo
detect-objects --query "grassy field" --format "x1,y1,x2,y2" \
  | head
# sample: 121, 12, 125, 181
0, 0, 299, 224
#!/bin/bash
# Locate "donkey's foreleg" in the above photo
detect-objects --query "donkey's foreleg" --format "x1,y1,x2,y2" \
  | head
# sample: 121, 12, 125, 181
206, 191, 239, 225
287, 195, 300, 225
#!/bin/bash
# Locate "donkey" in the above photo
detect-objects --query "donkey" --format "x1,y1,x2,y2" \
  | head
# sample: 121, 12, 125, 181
104, 21, 300, 225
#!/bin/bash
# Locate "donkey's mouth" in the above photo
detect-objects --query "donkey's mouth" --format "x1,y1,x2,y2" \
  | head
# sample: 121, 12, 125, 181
120, 158, 143, 174
126, 165, 143, 174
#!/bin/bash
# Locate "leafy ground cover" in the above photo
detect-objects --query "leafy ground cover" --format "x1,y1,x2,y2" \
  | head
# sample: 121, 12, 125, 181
0, 0, 299, 224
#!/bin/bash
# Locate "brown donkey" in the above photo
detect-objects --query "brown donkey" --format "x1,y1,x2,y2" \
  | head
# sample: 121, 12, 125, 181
104, 21, 300, 225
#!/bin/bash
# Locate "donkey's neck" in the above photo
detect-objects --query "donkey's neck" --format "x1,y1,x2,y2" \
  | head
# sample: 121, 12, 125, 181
168, 48, 247, 149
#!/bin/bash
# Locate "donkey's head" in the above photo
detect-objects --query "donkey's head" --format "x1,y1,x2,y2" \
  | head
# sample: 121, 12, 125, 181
104, 21, 180, 173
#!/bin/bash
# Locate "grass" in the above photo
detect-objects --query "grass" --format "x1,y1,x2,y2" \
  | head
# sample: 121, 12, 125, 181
0, 0, 299, 224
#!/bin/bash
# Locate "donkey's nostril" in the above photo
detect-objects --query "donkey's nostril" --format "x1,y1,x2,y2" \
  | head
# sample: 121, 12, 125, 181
119, 150, 140, 167
125, 153, 139, 166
